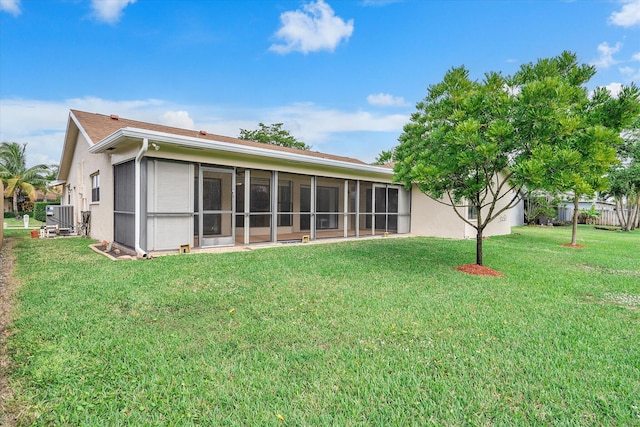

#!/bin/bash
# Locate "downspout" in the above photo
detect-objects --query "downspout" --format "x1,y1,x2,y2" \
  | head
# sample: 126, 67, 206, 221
135, 138, 148, 258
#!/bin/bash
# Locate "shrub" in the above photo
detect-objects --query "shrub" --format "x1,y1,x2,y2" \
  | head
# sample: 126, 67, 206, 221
4, 211, 32, 219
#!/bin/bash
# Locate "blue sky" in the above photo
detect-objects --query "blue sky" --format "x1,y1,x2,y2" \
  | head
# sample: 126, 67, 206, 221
1, 0, 639, 167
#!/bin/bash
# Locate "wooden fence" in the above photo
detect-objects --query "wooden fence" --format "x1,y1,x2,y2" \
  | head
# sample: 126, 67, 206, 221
581, 209, 620, 227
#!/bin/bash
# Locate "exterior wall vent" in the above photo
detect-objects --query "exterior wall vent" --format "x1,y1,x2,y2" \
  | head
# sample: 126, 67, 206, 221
110, 114, 120, 120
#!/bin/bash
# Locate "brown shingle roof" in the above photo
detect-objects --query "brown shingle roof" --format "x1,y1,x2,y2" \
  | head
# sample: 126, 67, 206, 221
71, 109, 368, 166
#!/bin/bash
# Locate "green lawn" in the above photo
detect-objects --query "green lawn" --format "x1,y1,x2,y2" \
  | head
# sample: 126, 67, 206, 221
3, 216, 45, 229
4, 226, 640, 426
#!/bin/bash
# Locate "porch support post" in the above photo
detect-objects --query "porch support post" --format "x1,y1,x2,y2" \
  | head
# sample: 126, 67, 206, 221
272, 171, 278, 243
344, 180, 349, 238
355, 180, 360, 238
244, 170, 250, 245
310, 176, 316, 241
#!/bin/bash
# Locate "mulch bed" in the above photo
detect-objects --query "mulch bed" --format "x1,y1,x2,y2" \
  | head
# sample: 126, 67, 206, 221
456, 263, 504, 277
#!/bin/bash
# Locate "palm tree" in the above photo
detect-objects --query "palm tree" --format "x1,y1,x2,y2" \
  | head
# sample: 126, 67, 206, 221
0, 142, 50, 217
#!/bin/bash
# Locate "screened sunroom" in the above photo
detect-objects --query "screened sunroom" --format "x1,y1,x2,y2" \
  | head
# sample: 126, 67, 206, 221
114, 158, 410, 252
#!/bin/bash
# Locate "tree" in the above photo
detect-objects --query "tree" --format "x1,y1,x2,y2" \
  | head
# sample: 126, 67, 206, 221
394, 67, 522, 266
238, 123, 310, 150
593, 86, 640, 231
512, 52, 623, 246
0, 142, 50, 217
608, 133, 640, 231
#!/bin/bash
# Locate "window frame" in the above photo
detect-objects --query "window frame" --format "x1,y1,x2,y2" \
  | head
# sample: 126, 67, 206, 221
91, 172, 100, 203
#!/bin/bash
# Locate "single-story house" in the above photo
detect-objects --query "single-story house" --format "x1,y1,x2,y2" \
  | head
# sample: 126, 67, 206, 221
53, 110, 518, 257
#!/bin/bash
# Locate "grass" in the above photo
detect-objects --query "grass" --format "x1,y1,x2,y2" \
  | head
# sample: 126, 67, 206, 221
3, 216, 45, 229
4, 226, 640, 426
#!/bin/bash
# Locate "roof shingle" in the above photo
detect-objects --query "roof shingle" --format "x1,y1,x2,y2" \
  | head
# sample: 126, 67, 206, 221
71, 109, 368, 166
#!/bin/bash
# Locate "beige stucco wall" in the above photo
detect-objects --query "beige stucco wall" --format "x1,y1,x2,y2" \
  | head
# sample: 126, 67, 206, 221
410, 185, 515, 239
63, 132, 115, 242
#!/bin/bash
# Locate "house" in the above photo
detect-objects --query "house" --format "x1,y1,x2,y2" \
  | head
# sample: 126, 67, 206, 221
3, 189, 59, 214
53, 110, 516, 257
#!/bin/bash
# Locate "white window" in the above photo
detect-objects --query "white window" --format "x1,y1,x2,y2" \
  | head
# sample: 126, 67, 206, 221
91, 172, 100, 202
468, 205, 478, 220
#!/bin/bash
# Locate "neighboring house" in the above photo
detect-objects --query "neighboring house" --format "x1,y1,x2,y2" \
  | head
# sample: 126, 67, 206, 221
3, 189, 59, 213
54, 110, 516, 257
556, 194, 616, 223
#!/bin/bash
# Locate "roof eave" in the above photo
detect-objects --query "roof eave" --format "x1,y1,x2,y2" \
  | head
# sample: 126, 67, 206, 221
89, 127, 394, 176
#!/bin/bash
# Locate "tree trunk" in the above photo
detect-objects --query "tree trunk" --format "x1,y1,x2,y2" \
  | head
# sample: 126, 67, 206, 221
615, 198, 628, 231
476, 227, 483, 266
632, 195, 640, 230
571, 196, 579, 245
12, 187, 19, 217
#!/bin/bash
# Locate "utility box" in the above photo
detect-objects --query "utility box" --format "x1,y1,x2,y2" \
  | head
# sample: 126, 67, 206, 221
46, 205, 74, 234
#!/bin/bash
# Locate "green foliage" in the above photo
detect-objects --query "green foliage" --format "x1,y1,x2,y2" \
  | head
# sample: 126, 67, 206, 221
394, 66, 521, 264
373, 149, 394, 165
238, 123, 310, 150
3, 211, 32, 219
525, 195, 558, 224
34, 201, 59, 222
580, 205, 602, 224
0, 142, 51, 214
6, 228, 640, 425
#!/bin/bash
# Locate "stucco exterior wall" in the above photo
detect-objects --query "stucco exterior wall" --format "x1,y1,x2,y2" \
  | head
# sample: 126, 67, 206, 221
410, 185, 516, 239
63, 132, 115, 242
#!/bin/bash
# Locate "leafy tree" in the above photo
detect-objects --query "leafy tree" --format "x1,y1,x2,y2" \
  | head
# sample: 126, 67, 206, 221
595, 86, 640, 231
238, 123, 310, 150
394, 51, 636, 266
373, 149, 394, 165
394, 67, 522, 266
0, 142, 50, 217
608, 134, 640, 231
512, 52, 623, 246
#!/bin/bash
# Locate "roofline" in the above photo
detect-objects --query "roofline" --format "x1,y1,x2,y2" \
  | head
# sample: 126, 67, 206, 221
89, 127, 394, 176
69, 110, 94, 147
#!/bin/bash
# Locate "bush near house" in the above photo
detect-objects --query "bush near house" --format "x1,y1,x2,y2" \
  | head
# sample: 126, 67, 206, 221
3, 211, 32, 219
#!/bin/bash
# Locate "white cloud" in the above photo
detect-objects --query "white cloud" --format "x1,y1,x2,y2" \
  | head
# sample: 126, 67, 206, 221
264, 102, 407, 145
161, 111, 195, 130
619, 65, 640, 80
632, 52, 640, 61
592, 42, 622, 68
90, 0, 136, 24
367, 93, 407, 107
609, 0, 640, 27
0, 0, 21, 16
602, 82, 624, 97
0, 97, 409, 167
269, 0, 354, 54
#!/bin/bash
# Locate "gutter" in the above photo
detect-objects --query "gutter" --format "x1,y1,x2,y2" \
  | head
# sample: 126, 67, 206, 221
134, 138, 148, 259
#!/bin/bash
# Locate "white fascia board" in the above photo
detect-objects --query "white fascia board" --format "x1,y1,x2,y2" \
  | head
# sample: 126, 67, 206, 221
89, 127, 394, 176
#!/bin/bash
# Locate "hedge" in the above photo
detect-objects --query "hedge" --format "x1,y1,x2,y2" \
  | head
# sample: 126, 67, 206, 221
4, 211, 33, 219
34, 202, 60, 222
